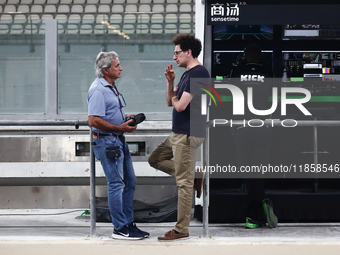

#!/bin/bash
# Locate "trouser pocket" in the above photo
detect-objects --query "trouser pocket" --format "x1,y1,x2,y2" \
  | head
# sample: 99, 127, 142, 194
91, 143, 101, 160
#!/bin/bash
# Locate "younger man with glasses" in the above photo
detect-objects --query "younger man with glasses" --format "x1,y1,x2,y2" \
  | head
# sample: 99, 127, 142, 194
87, 51, 149, 240
148, 34, 210, 241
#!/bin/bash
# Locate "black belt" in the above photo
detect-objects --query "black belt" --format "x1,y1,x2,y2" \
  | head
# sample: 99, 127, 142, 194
92, 131, 123, 139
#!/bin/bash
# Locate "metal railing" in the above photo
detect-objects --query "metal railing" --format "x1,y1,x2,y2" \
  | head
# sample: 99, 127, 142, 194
1, 119, 340, 237
0, 120, 99, 235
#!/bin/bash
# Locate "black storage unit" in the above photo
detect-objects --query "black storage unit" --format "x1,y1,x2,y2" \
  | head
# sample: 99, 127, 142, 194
202, 0, 340, 223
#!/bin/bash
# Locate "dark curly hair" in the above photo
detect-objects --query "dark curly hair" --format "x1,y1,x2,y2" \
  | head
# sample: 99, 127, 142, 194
172, 34, 202, 59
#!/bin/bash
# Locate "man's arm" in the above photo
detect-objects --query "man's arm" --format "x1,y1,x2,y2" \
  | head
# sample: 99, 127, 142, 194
171, 91, 193, 112
165, 64, 176, 106
166, 80, 176, 106
88, 115, 137, 133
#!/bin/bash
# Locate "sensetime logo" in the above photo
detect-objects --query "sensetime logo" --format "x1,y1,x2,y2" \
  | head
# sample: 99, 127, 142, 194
211, 3, 240, 22
198, 80, 312, 128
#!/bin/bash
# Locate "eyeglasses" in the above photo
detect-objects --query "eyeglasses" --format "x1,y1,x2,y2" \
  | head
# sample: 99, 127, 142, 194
174, 50, 184, 56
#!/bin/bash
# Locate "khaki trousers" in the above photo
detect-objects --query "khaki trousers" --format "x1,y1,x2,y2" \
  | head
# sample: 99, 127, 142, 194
148, 132, 205, 234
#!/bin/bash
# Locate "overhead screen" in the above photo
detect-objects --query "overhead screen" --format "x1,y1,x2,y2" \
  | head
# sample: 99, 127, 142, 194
283, 25, 340, 40
213, 25, 273, 41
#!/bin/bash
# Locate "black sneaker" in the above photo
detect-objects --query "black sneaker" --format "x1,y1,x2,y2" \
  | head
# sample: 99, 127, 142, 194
262, 198, 278, 228
129, 222, 150, 238
112, 225, 144, 240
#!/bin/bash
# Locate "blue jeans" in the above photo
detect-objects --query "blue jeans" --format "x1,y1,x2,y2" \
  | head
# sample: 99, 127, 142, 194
91, 135, 136, 230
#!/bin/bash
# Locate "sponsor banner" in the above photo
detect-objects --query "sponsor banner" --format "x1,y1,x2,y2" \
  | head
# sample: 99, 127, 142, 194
206, 1, 340, 25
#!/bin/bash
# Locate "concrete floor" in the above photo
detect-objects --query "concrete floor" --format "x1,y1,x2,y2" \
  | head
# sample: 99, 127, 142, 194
1, 209, 340, 255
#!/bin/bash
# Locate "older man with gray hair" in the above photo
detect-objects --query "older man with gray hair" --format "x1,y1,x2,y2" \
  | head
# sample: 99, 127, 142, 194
87, 51, 149, 240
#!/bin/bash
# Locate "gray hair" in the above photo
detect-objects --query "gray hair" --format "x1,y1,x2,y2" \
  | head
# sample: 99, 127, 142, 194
94, 51, 119, 77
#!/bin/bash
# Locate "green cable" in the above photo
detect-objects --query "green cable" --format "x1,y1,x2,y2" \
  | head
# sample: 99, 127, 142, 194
80, 209, 90, 217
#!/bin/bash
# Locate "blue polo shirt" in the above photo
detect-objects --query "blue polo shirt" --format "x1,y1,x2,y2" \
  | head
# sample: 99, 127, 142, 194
87, 77, 125, 135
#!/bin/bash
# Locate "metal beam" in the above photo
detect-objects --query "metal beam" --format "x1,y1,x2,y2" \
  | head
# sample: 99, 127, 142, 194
90, 129, 96, 236
45, 19, 58, 119
0, 120, 88, 127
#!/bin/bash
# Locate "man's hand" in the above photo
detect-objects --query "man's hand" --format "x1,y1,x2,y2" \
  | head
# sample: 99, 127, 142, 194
171, 91, 193, 112
173, 86, 178, 95
171, 86, 178, 101
119, 120, 137, 133
165, 64, 176, 82
125, 114, 135, 119
172, 95, 178, 104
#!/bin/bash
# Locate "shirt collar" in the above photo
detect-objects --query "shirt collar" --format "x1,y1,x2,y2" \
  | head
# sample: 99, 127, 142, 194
98, 77, 115, 87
